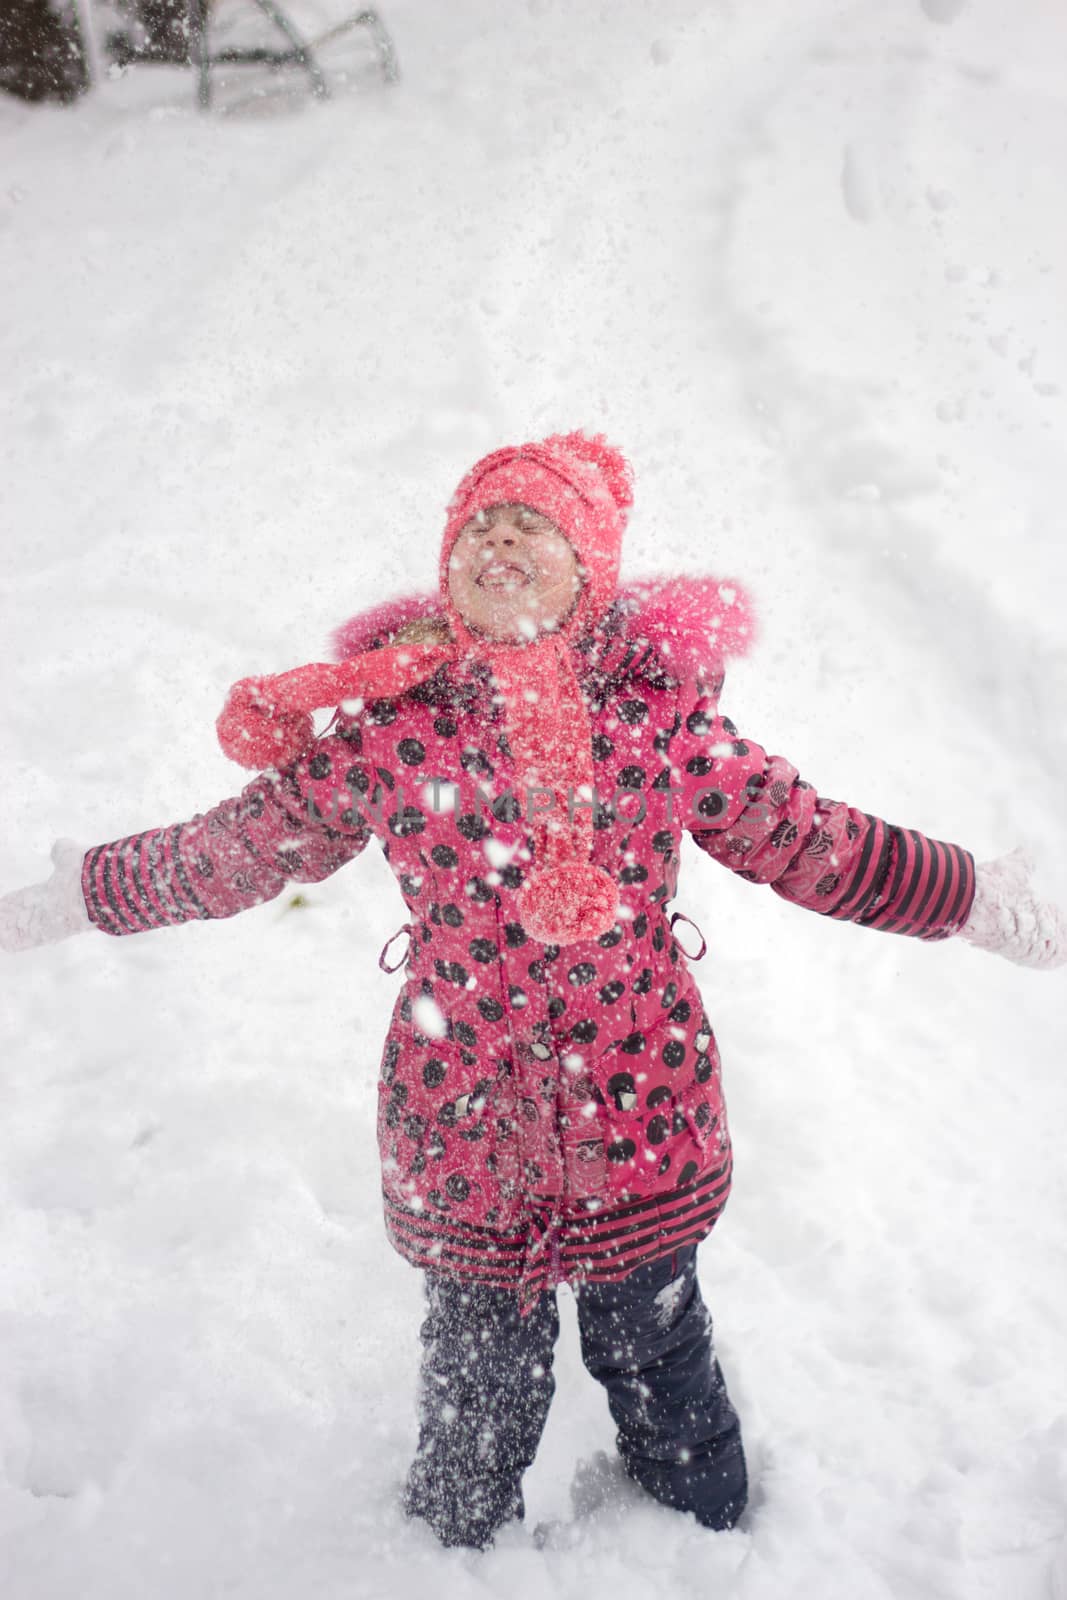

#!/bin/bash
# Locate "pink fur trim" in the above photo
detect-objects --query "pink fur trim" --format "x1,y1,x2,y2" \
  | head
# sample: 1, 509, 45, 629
616, 575, 757, 670
328, 593, 438, 663
328, 574, 757, 671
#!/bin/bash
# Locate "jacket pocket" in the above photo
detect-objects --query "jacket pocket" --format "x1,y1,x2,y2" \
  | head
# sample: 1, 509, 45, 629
594, 1011, 726, 1200
673, 1078, 725, 1160
597, 1089, 708, 1200
377, 1039, 517, 1224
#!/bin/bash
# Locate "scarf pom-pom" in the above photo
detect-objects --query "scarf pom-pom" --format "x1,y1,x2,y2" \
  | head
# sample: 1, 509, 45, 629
517, 862, 619, 946
217, 677, 315, 770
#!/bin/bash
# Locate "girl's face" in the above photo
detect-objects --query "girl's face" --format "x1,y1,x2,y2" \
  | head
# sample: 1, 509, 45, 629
447, 503, 584, 643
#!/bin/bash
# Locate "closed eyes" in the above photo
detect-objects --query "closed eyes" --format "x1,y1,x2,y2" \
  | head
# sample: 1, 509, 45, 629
462, 506, 558, 538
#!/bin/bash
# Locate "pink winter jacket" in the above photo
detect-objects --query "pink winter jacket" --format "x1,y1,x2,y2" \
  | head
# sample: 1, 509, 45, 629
82, 579, 975, 1305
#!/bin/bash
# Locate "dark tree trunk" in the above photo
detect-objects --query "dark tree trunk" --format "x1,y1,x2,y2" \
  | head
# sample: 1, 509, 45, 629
134, 0, 191, 62
0, 0, 90, 103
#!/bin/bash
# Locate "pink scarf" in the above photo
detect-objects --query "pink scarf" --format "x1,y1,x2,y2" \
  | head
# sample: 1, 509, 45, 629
216, 626, 616, 945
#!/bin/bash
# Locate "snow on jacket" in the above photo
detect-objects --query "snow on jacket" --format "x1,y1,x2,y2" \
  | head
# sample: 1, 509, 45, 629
81, 578, 975, 1305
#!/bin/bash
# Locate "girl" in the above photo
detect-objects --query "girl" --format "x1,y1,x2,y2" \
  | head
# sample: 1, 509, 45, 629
2, 431, 1063, 1551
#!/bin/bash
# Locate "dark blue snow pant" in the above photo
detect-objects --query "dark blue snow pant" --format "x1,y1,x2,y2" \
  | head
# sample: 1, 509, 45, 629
402, 1244, 747, 1549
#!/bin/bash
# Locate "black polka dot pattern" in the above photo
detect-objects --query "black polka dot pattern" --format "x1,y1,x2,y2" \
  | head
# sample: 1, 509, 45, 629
316, 621, 747, 1227
617, 698, 649, 725
567, 962, 596, 986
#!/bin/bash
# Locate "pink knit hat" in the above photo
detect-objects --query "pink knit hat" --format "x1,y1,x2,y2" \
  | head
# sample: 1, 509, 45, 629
439, 432, 631, 648
216, 431, 635, 945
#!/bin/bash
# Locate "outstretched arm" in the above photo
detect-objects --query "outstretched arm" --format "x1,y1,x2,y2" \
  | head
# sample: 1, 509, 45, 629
1, 752, 371, 952
83, 762, 371, 936
688, 741, 974, 942
671, 666, 1061, 963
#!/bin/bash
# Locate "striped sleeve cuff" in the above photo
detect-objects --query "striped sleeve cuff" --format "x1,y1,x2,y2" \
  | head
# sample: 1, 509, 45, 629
82, 826, 211, 937
829, 822, 976, 942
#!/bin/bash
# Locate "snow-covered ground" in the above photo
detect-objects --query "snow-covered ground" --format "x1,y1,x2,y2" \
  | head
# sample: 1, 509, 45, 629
2, 1, 1065, 1596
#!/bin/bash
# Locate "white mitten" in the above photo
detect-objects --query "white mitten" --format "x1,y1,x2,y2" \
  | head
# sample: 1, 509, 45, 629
0, 839, 92, 954
958, 848, 1066, 970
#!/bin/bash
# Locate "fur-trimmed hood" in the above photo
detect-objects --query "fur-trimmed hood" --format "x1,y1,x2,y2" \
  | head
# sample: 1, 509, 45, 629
329, 574, 757, 678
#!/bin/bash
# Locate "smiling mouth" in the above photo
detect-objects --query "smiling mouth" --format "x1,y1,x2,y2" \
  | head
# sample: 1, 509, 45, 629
476, 564, 531, 589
